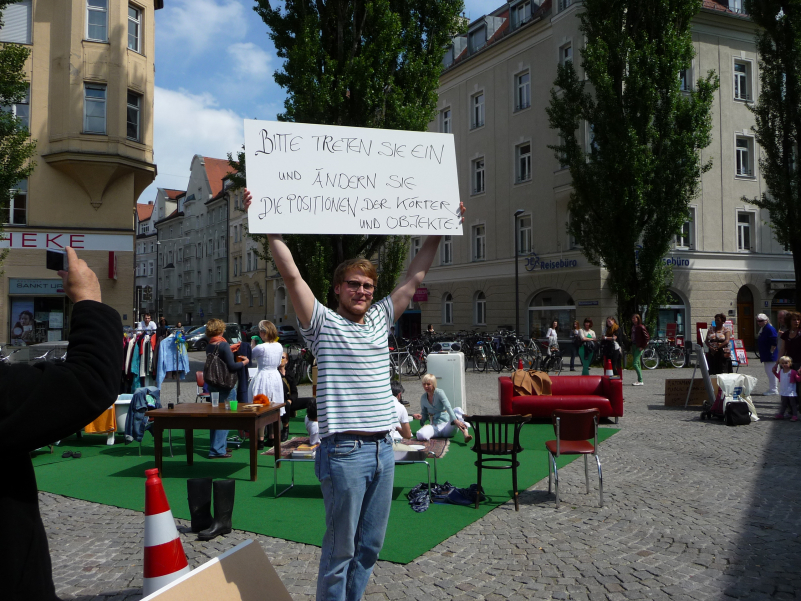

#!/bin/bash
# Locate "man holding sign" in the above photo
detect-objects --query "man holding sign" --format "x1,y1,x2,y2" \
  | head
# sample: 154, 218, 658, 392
244, 190, 463, 601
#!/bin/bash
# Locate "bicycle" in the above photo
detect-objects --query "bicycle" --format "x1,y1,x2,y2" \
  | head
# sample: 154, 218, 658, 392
641, 339, 686, 370
285, 344, 315, 383
537, 341, 563, 374
389, 343, 424, 379
472, 338, 500, 372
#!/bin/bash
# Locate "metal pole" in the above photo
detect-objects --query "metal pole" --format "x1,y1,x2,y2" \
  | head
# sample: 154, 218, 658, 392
514, 210, 524, 334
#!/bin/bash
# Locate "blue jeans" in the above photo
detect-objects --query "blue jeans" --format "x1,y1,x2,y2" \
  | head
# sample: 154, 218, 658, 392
207, 385, 233, 457
315, 432, 394, 601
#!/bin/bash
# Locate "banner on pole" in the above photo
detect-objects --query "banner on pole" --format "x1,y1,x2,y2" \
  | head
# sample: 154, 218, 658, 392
244, 120, 463, 236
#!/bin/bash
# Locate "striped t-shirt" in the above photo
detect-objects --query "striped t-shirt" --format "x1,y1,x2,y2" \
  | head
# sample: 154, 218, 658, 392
299, 297, 396, 437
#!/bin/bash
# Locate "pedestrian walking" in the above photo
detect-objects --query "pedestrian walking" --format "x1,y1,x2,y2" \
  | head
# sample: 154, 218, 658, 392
756, 313, 778, 395
578, 318, 597, 376
630, 314, 649, 386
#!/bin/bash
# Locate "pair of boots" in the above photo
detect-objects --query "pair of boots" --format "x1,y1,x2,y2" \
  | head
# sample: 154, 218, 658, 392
187, 478, 235, 541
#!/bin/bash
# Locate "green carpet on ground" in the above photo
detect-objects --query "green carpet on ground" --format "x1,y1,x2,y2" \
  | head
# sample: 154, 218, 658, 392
33, 418, 617, 564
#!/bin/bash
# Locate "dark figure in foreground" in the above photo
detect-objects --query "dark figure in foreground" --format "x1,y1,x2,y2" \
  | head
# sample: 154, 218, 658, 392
1, 247, 123, 600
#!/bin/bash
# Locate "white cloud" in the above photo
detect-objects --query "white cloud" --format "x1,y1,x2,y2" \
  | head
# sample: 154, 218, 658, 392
227, 42, 272, 79
140, 86, 244, 202
159, 0, 248, 54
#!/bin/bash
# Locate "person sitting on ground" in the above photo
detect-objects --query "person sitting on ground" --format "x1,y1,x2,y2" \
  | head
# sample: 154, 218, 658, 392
412, 374, 472, 443
305, 400, 320, 445
390, 380, 412, 440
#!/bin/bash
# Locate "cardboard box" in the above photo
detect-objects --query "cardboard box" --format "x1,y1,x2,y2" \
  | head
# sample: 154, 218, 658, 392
141, 540, 293, 601
664, 377, 717, 407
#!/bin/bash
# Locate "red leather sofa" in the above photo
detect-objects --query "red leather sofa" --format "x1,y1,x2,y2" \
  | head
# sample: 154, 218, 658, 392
499, 375, 624, 423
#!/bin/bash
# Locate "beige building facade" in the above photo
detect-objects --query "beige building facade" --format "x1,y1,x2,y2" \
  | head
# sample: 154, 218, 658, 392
423, 0, 794, 350
0, 0, 159, 342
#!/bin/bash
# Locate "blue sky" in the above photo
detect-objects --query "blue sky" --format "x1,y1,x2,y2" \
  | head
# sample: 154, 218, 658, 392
142, 0, 490, 204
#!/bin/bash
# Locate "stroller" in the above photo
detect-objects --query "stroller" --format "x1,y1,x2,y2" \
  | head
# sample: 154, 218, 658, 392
701, 373, 759, 422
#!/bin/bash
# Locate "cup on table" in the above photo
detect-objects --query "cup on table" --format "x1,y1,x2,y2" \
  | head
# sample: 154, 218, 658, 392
224, 400, 230, 411
229, 400, 238, 411
210, 392, 219, 408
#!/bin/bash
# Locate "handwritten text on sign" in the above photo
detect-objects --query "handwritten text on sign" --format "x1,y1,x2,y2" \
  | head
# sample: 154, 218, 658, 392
244, 120, 463, 236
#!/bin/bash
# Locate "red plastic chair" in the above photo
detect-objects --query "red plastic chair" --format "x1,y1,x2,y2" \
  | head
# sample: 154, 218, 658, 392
546, 409, 603, 508
195, 371, 210, 403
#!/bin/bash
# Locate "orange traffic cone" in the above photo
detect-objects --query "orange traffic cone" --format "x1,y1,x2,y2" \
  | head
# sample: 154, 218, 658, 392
143, 468, 190, 596
604, 357, 614, 377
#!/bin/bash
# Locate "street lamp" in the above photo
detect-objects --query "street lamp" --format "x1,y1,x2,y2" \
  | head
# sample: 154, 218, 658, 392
514, 209, 525, 335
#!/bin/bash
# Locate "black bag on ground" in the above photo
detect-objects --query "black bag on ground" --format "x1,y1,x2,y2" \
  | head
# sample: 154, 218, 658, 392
203, 345, 236, 389
724, 401, 751, 426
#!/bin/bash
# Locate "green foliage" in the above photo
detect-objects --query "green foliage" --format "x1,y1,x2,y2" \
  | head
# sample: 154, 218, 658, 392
546, 0, 717, 331
0, 4, 38, 270
743, 0, 801, 284
239, 0, 463, 308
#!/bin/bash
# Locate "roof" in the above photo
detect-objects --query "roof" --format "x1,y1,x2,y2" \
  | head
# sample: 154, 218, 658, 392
701, 0, 749, 18
163, 188, 184, 200
136, 203, 154, 222
155, 209, 184, 227
203, 157, 236, 199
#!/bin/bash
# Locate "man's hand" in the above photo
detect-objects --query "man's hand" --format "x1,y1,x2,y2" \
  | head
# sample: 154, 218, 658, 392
412, 413, 423, 421
243, 188, 252, 211
58, 247, 101, 304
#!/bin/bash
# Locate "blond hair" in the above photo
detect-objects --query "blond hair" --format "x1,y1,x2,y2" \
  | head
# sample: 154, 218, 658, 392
258, 319, 278, 342
779, 355, 793, 365
333, 258, 378, 288
421, 373, 437, 389
206, 318, 225, 337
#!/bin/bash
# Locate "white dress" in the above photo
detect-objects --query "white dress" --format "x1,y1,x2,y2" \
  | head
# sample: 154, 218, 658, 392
248, 342, 285, 416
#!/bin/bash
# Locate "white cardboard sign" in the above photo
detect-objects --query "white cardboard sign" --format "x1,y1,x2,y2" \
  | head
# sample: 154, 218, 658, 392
244, 120, 463, 236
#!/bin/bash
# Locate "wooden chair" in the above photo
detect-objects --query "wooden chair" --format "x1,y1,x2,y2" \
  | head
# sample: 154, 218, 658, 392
195, 371, 210, 403
546, 409, 603, 509
464, 414, 532, 511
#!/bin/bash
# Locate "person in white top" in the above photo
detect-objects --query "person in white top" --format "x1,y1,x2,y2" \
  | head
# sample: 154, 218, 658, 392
390, 381, 412, 440
578, 318, 597, 376
306, 401, 321, 445
773, 355, 801, 421
138, 313, 157, 332
546, 320, 559, 355
248, 320, 284, 448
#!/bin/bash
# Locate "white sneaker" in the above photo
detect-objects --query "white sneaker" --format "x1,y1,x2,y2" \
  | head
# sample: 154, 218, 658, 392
632, 381, 644, 386
764, 391, 778, 396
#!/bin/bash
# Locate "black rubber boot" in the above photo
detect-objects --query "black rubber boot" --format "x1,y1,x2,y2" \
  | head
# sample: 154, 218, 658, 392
187, 478, 213, 533
198, 479, 235, 541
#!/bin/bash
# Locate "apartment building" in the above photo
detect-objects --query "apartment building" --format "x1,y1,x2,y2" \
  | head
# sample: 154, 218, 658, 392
0, 0, 160, 342
134, 188, 181, 319
423, 0, 793, 349
154, 156, 232, 326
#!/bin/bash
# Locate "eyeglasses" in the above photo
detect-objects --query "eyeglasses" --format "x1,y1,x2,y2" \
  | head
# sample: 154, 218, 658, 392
344, 280, 375, 295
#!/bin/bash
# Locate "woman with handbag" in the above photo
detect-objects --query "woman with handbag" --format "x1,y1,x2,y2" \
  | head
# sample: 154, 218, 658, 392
705, 313, 732, 375
578, 318, 597, 376
204, 318, 249, 458
601, 317, 623, 376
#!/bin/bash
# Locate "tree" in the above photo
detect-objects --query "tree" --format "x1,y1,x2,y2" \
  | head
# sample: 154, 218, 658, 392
547, 0, 718, 330
0, 1, 38, 271
743, 0, 801, 287
243, 0, 463, 308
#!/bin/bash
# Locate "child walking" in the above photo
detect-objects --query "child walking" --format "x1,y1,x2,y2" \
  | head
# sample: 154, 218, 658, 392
772, 356, 801, 421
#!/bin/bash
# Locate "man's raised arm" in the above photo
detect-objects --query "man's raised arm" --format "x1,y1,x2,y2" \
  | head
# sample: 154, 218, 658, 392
243, 190, 315, 328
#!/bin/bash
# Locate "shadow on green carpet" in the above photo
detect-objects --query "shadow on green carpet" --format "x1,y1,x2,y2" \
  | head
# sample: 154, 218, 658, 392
33, 419, 617, 564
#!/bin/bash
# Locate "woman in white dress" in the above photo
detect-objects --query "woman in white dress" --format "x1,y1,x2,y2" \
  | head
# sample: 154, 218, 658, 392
248, 320, 284, 449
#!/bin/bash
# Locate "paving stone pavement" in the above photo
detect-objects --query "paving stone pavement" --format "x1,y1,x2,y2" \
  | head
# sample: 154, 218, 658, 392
41, 357, 801, 600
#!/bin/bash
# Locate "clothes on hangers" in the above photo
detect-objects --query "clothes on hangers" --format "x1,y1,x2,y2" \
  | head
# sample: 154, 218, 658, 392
157, 334, 190, 387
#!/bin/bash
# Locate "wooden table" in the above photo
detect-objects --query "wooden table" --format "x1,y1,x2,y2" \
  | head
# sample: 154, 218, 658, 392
145, 403, 284, 481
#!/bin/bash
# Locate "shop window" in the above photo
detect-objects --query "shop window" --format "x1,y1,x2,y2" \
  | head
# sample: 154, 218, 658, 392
9, 296, 68, 345
472, 157, 485, 194
86, 0, 108, 43
471, 92, 485, 129
474, 291, 486, 325
441, 235, 453, 265
443, 293, 453, 324
83, 83, 107, 134
528, 289, 575, 339
657, 290, 686, 338
2, 179, 27, 225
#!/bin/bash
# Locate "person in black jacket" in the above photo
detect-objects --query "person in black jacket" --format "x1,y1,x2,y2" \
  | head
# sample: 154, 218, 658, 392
0, 247, 123, 601
205, 319, 248, 458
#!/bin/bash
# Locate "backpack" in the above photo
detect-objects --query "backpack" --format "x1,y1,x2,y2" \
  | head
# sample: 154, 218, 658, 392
203, 345, 236, 389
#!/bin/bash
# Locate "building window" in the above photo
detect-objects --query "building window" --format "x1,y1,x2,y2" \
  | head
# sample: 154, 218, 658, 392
473, 224, 486, 261
679, 69, 690, 92
246, 252, 252, 272
252, 253, 257, 270
148, 260, 154, 275
177, 248, 183, 262
235, 289, 241, 305
517, 215, 532, 253
217, 266, 222, 282
675, 207, 696, 250
441, 108, 451, 133
234, 258, 238, 276
443, 293, 453, 324
734, 60, 751, 101
737, 212, 754, 251
441, 235, 453, 265
516, 143, 531, 182
86, 0, 108, 42
472, 157, 485, 194
2, 84, 30, 130
249, 288, 254, 307
259, 287, 264, 306
2, 179, 27, 225
468, 26, 486, 54
515, 72, 530, 111
128, 5, 141, 52
127, 92, 141, 141
0, 0, 32, 44
208, 269, 212, 283
513, 1, 530, 28
220, 236, 225, 255
196, 242, 202, 258
411, 237, 421, 258
475, 291, 487, 325
736, 136, 754, 177
83, 83, 107, 134
150, 242, 154, 253
558, 135, 569, 169
560, 43, 573, 65
558, 0, 572, 11
471, 93, 485, 129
